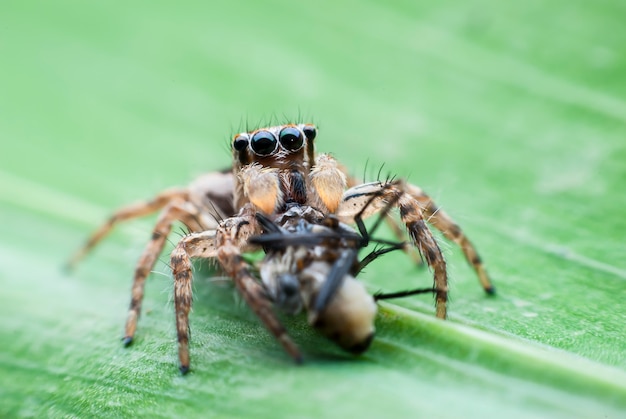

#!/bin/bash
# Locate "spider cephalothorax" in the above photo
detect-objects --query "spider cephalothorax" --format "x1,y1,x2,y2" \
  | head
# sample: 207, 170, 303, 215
232, 124, 347, 216
69, 123, 494, 374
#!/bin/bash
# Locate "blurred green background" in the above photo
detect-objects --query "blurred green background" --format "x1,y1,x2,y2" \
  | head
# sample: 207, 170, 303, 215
1, 0, 625, 417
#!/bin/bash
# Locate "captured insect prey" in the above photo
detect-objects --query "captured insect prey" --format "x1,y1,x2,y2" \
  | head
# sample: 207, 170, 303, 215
68, 123, 494, 374
250, 195, 440, 355
252, 207, 378, 355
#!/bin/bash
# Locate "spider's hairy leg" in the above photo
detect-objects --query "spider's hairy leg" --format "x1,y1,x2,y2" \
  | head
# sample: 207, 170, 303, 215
216, 205, 302, 363
337, 181, 449, 319
172, 205, 301, 374
346, 174, 422, 265
66, 188, 188, 269
405, 184, 495, 295
123, 201, 207, 346
397, 192, 448, 319
215, 208, 302, 365
170, 229, 219, 374
383, 212, 424, 266
335, 181, 393, 224
218, 248, 303, 364
308, 154, 347, 213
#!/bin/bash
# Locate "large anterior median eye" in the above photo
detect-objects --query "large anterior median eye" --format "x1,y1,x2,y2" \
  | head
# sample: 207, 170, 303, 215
279, 127, 304, 151
250, 131, 278, 156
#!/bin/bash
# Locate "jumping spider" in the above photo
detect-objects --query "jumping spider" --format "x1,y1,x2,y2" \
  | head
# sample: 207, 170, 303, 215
69, 123, 494, 373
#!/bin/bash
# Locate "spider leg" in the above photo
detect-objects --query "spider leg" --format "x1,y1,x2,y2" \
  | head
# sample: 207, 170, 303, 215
69, 170, 234, 270
170, 229, 219, 374
218, 248, 303, 365
383, 213, 424, 266
67, 188, 188, 269
397, 192, 449, 319
69, 170, 236, 346
172, 206, 301, 374
346, 174, 422, 265
123, 201, 208, 346
337, 181, 449, 318
351, 183, 403, 246
216, 211, 302, 364
346, 187, 409, 273
405, 184, 495, 295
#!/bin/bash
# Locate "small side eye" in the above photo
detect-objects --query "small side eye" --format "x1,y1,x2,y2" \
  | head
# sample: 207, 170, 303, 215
302, 125, 317, 141
250, 131, 278, 156
279, 127, 304, 151
233, 135, 248, 151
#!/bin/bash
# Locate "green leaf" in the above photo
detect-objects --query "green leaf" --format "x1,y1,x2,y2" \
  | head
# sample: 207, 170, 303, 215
1, 0, 625, 417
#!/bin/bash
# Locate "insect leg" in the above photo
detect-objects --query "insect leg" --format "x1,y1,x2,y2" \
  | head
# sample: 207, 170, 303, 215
356, 242, 406, 275
312, 249, 357, 316
346, 174, 422, 264
339, 181, 449, 318
373, 287, 436, 300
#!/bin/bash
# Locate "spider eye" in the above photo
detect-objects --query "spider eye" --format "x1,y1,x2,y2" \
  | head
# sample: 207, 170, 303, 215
279, 127, 304, 151
302, 125, 317, 142
250, 131, 278, 156
233, 135, 248, 151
